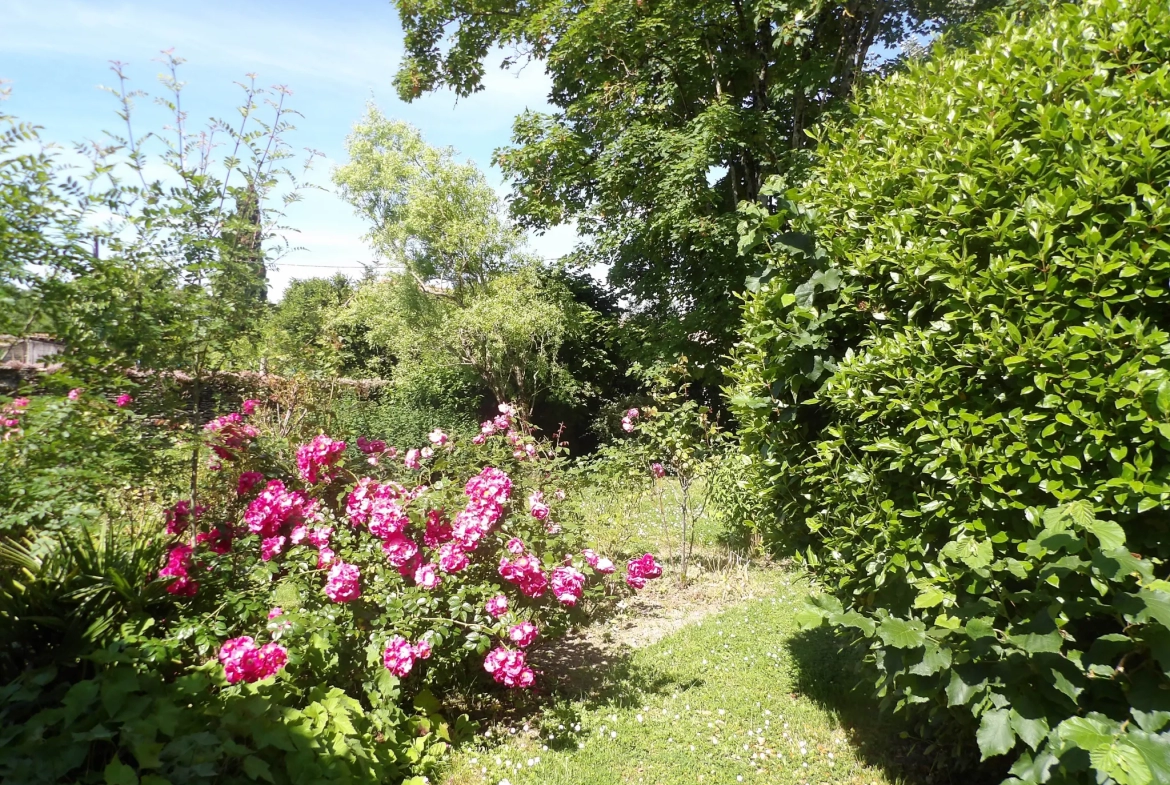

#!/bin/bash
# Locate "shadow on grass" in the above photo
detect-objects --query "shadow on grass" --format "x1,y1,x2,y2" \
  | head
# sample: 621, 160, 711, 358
455, 632, 695, 752
785, 626, 1006, 785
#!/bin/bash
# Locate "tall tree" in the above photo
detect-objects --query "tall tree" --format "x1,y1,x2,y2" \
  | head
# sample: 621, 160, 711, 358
390, 0, 999, 390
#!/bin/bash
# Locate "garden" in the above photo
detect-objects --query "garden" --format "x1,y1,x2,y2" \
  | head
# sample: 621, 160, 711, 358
3, 0, 1170, 784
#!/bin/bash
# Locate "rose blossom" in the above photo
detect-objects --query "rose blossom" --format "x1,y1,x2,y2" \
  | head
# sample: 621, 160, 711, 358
651, 462, 666, 479
528, 491, 550, 520
325, 561, 361, 602
260, 535, 287, 561
414, 563, 442, 590
295, 434, 346, 484
404, 448, 421, 469
485, 594, 509, 617
219, 637, 288, 684
438, 542, 470, 573
268, 607, 284, 619
115, 393, 133, 408
625, 553, 664, 589
67, 388, 82, 400
381, 533, 420, 568
499, 554, 548, 597
237, 471, 264, 495
508, 621, 539, 648
428, 428, 448, 446
483, 646, 535, 689
505, 537, 526, 555
423, 510, 453, 547
241, 398, 260, 415
550, 566, 586, 606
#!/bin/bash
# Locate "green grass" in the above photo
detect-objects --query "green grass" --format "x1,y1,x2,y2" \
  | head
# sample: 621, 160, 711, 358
443, 571, 904, 785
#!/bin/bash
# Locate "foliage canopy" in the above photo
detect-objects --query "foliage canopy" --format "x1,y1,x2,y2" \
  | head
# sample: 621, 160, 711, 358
730, 1, 1170, 781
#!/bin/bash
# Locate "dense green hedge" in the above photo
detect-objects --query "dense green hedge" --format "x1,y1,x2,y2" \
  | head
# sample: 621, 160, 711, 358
729, 1, 1170, 782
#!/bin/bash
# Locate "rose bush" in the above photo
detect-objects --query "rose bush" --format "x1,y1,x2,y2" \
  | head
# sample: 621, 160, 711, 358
170, 399, 659, 700
0, 387, 662, 784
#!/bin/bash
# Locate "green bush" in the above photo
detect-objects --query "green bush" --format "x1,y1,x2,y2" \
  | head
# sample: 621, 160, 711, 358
0, 648, 437, 785
729, 1, 1170, 782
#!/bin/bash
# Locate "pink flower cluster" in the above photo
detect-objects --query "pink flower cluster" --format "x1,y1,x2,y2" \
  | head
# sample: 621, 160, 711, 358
625, 553, 663, 589
164, 500, 205, 537
583, 549, 616, 574
484, 646, 534, 688
237, 471, 265, 495
204, 412, 259, 461
451, 467, 512, 552
325, 561, 362, 602
218, 636, 288, 684
528, 490, 549, 520
485, 594, 509, 617
428, 428, 448, 446
67, 388, 83, 401
423, 509, 453, 547
499, 553, 548, 597
404, 447, 422, 470
159, 544, 198, 596
651, 462, 666, 479
357, 436, 394, 465
382, 635, 433, 677
115, 393, 133, 408
475, 402, 518, 445
508, 620, 539, 648
196, 526, 233, 555
622, 407, 640, 433
245, 480, 317, 538
550, 566, 586, 606
1, 397, 29, 433
242, 398, 260, 415
295, 434, 346, 484
347, 478, 410, 537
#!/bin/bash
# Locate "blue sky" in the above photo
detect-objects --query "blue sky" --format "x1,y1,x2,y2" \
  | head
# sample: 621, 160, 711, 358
0, 0, 576, 298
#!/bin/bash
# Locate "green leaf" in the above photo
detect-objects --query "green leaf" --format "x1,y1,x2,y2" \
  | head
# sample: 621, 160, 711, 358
1138, 590, 1170, 630
104, 760, 139, 785
914, 587, 946, 608
1090, 741, 1152, 785
243, 756, 274, 783
947, 669, 985, 707
1156, 380, 1170, 415
1088, 518, 1127, 550
877, 617, 927, 649
977, 709, 1016, 759
1010, 708, 1051, 752
1059, 715, 1117, 752
1128, 730, 1170, 784
964, 617, 997, 639
1008, 630, 1063, 654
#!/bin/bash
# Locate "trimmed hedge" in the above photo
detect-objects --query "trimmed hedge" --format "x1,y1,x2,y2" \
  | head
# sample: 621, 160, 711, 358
729, 1, 1170, 782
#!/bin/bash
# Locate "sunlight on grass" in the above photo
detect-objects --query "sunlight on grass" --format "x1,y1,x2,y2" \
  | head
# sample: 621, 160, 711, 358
443, 571, 899, 785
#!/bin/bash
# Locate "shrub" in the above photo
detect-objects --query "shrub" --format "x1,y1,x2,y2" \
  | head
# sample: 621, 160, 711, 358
729, 1, 1170, 782
0, 393, 663, 782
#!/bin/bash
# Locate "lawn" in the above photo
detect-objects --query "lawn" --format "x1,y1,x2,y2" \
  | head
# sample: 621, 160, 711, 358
442, 570, 905, 785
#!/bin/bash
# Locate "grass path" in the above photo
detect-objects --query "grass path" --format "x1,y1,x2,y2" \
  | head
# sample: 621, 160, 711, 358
443, 570, 904, 785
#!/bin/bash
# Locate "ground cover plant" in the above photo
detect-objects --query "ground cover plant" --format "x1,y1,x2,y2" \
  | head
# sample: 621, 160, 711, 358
730, 0, 1170, 782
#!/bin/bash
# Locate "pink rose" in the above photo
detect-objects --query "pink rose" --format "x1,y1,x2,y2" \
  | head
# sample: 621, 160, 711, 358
508, 621, 539, 648
485, 594, 509, 618
324, 561, 361, 602
414, 563, 442, 590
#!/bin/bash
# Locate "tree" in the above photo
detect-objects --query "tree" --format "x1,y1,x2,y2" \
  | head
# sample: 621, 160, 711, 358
390, 0, 1002, 393
333, 106, 523, 301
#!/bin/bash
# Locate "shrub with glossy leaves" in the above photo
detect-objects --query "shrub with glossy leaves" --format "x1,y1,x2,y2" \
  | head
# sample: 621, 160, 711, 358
730, 1, 1170, 782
